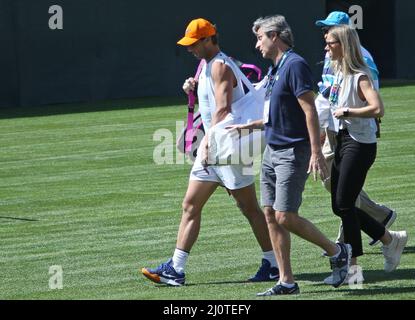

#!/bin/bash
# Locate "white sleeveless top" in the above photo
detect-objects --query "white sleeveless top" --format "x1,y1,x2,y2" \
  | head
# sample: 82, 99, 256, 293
338, 72, 378, 144
197, 52, 245, 131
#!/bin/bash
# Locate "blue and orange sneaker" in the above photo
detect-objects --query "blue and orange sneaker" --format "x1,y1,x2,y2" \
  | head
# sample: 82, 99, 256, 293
141, 259, 185, 286
248, 259, 280, 282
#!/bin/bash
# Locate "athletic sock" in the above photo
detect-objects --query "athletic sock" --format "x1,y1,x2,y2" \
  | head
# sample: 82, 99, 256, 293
279, 281, 296, 288
330, 244, 342, 259
172, 248, 189, 274
263, 250, 278, 268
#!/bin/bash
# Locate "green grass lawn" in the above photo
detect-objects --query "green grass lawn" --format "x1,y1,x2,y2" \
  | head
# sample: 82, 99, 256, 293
0, 85, 414, 300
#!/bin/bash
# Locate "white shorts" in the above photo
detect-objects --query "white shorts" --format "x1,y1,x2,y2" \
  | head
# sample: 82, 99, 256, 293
189, 154, 254, 190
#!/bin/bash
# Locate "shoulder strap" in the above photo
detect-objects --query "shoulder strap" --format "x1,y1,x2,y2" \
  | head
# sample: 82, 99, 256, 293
185, 59, 206, 153
240, 63, 262, 81
224, 57, 259, 97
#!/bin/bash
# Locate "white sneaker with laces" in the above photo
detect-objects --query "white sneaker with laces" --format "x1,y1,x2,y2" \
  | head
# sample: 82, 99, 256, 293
382, 231, 408, 273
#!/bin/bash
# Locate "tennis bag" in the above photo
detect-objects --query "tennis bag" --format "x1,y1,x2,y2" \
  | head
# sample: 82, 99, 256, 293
176, 58, 263, 161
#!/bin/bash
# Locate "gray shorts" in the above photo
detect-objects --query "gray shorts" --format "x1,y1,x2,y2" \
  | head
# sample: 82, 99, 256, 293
260, 141, 310, 213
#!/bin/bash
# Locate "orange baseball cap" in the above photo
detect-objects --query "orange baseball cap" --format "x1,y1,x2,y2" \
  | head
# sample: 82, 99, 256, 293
177, 18, 216, 46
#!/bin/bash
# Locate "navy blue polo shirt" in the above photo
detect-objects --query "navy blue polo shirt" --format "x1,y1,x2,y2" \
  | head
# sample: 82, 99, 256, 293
265, 52, 314, 147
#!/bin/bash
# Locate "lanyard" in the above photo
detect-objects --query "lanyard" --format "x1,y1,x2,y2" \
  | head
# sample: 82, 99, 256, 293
265, 49, 293, 99
329, 72, 343, 106
185, 59, 205, 153
328, 72, 344, 132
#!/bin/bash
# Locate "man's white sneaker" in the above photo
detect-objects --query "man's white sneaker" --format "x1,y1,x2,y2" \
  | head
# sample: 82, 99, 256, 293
382, 231, 408, 273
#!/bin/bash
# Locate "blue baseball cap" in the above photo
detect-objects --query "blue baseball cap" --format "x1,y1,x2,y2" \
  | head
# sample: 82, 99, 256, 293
315, 11, 350, 27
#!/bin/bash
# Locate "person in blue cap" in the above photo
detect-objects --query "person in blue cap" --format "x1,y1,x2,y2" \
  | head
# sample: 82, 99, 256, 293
314, 11, 398, 284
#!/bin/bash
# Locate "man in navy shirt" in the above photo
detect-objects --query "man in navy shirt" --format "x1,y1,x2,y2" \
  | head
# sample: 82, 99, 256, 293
233, 15, 352, 295
264, 53, 312, 146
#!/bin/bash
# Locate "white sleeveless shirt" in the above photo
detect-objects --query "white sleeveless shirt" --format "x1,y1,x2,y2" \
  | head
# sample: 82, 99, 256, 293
197, 52, 245, 131
338, 72, 378, 144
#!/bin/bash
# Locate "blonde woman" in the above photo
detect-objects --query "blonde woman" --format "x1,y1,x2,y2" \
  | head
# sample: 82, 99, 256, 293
325, 25, 407, 278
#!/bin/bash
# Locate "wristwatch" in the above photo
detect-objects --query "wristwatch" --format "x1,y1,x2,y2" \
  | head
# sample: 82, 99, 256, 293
343, 107, 350, 117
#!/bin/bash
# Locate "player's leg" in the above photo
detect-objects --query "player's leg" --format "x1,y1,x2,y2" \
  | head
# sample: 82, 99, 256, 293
230, 184, 279, 282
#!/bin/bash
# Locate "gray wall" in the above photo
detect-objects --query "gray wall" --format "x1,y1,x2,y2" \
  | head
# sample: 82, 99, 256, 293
0, 0, 19, 107
0, 0, 325, 108
395, 0, 415, 79
0, 0, 413, 108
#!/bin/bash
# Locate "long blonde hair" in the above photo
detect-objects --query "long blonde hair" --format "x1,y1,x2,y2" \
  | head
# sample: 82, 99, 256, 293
328, 25, 372, 82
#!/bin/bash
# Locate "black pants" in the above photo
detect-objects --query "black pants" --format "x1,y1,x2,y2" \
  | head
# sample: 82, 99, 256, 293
331, 130, 385, 257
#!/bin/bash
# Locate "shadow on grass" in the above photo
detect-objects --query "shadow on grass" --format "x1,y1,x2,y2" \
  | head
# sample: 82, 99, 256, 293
147, 269, 415, 298
0, 96, 185, 120
180, 280, 252, 287
0, 216, 39, 222
364, 246, 415, 255
170, 268, 415, 288
296, 268, 415, 285
343, 286, 415, 296
305, 285, 415, 297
